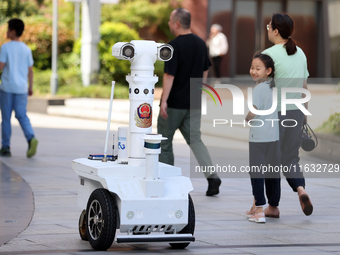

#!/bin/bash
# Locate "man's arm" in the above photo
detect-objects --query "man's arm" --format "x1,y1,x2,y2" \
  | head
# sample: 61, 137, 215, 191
0, 62, 5, 71
28, 66, 33, 96
203, 70, 209, 84
160, 73, 175, 119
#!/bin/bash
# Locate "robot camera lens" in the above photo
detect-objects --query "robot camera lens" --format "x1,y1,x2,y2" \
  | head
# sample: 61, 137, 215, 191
160, 47, 171, 60
122, 46, 134, 58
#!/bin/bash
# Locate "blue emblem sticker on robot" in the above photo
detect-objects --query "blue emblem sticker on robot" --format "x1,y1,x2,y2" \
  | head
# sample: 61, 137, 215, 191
134, 103, 152, 128
118, 142, 126, 150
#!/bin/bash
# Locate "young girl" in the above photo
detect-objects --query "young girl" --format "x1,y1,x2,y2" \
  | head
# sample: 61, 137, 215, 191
245, 53, 281, 223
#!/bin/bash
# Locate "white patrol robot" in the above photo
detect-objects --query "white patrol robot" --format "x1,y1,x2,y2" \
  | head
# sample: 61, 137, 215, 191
73, 40, 195, 251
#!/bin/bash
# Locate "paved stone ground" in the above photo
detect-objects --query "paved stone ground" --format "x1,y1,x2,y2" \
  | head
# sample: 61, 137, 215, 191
0, 113, 340, 255
0, 162, 34, 246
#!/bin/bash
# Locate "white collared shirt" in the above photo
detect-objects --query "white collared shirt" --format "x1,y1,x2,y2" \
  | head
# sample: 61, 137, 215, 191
207, 32, 228, 57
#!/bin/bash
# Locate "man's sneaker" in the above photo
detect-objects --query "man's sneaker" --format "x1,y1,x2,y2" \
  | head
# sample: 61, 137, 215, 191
206, 174, 222, 196
27, 138, 38, 158
0, 147, 11, 157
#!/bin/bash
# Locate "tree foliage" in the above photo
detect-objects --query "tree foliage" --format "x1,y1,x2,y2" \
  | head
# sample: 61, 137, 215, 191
1, 0, 178, 94
101, 0, 179, 41
98, 21, 141, 83
0, 15, 74, 69
0, 0, 45, 24
318, 112, 340, 136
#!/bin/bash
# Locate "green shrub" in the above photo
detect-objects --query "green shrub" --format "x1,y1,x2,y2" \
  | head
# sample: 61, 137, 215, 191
317, 113, 340, 136
154, 60, 164, 87
58, 52, 80, 70
71, 22, 141, 84
56, 83, 129, 99
33, 68, 82, 96
58, 68, 82, 88
98, 21, 140, 83
101, 0, 177, 41
33, 68, 129, 99
0, 15, 74, 70
33, 69, 52, 95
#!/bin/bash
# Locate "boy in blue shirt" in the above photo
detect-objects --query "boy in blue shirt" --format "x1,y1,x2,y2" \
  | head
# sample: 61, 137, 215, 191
0, 18, 38, 157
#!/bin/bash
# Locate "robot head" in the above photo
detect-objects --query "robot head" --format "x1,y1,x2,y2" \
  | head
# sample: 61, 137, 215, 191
112, 41, 173, 62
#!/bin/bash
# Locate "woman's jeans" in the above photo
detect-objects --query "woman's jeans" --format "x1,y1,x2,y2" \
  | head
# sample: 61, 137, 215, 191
279, 110, 305, 191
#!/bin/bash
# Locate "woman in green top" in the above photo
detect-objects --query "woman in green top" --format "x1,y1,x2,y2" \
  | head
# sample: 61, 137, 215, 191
262, 13, 313, 217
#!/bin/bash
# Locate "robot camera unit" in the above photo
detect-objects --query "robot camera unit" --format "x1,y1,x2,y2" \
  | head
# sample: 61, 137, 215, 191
112, 41, 173, 62
156, 43, 174, 61
112, 42, 135, 60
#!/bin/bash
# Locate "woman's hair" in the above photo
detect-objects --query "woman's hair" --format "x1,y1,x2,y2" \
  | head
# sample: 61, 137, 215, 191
271, 13, 297, 56
253, 52, 275, 89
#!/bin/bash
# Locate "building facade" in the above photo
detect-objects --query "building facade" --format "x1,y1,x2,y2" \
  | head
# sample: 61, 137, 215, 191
185, 0, 339, 78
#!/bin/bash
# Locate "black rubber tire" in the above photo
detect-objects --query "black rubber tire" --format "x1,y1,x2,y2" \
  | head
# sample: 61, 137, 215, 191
169, 194, 195, 249
78, 209, 88, 241
86, 188, 117, 251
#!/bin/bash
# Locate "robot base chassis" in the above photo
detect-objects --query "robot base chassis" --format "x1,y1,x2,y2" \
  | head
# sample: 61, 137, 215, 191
73, 158, 195, 251
73, 40, 195, 251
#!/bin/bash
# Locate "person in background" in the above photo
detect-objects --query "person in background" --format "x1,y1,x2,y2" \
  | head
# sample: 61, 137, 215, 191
157, 8, 222, 196
206, 24, 228, 79
263, 13, 312, 217
0, 18, 38, 158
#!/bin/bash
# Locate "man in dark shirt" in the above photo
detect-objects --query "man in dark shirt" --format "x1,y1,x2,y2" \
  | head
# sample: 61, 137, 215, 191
157, 8, 221, 196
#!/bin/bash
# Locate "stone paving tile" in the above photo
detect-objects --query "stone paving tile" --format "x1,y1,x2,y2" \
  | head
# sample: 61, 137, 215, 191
234, 246, 337, 255
0, 114, 340, 254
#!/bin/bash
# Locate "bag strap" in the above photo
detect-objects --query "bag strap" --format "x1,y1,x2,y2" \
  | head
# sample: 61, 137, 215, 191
304, 122, 318, 148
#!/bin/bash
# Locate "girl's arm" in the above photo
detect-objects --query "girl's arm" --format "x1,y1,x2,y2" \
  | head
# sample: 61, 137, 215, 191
245, 105, 257, 122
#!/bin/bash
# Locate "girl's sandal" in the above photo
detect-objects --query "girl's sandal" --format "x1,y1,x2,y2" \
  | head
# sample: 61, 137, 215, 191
246, 206, 256, 218
248, 212, 266, 223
